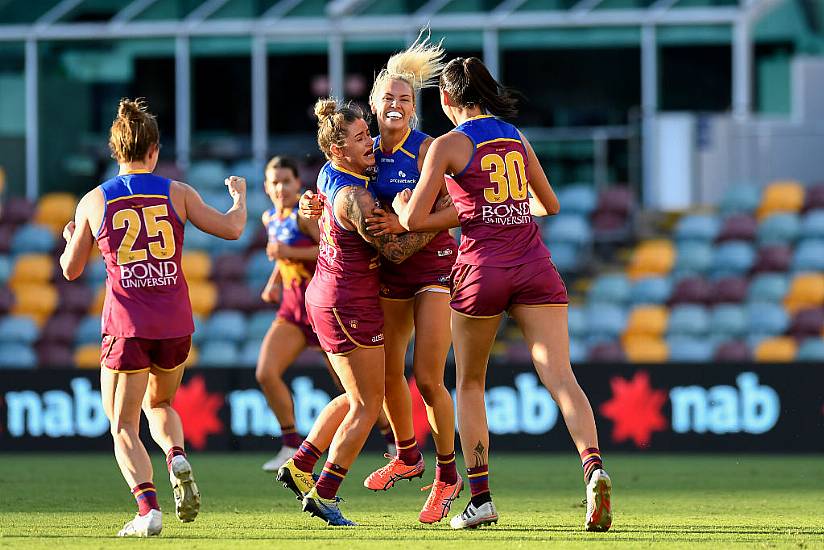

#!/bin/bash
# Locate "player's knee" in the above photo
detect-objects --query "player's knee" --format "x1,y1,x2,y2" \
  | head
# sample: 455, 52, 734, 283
110, 420, 139, 439
144, 396, 172, 410
415, 378, 443, 403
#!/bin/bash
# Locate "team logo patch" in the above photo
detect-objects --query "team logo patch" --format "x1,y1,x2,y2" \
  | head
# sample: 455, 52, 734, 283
398, 170, 406, 178
349, 320, 359, 329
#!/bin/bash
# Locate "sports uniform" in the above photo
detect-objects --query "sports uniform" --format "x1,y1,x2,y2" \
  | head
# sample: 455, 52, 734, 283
266, 207, 320, 347
96, 171, 193, 372
446, 115, 568, 317
372, 128, 456, 300
304, 163, 384, 355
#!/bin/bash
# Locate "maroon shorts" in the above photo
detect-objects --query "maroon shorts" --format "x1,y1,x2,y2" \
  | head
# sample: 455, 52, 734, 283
379, 233, 455, 300
277, 282, 321, 348
305, 302, 384, 355
100, 334, 192, 373
450, 258, 568, 318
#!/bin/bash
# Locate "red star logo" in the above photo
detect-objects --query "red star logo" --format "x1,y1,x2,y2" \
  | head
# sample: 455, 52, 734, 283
600, 371, 667, 449
173, 375, 224, 450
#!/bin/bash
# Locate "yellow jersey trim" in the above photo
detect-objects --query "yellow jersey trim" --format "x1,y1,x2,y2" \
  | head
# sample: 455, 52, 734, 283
397, 146, 416, 159
391, 128, 412, 154
332, 164, 370, 183
464, 114, 495, 123
476, 137, 522, 149
106, 193, 167, 205
122, 169, 152, 175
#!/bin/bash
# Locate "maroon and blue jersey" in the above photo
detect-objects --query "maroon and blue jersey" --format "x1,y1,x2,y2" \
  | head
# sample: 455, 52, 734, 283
305, 162, 380, 309
266, 206, 316, 287
372, 128, 457, 290
447, 115, 550, 267
96, 171, 194, 339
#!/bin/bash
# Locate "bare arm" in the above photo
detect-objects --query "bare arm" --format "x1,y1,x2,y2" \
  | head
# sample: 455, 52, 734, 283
179, 176, 247, 240
261, 263, 282, 304
519, 132, 559, 216
337, 186, 437, 264
59, 189, 100, 280
277, 243, 320, 262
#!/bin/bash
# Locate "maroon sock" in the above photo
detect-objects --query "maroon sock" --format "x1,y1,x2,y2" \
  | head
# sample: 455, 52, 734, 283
132, 482, 160, 516
581, 447, 603, 483
165, 446, 186, 472
315, 462, 348, 499
467, 465, 490, 506
280, 425, 302, 449
435, 451, 458, 485
395, 437, 421, 466
292, 440, 322, 473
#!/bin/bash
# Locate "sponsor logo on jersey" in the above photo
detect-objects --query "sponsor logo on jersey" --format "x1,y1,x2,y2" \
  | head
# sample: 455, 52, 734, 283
437, 248, 454, 257
349, 319, 359, 329
372, 333, 384, 343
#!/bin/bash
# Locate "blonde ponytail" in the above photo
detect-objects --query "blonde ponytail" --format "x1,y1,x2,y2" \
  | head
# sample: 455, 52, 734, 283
369, 29, 445, 108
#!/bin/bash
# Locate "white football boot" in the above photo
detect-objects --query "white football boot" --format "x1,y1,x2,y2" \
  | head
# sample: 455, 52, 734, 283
585, 468, 612, 532
449, 499, 498, 529
169, 455, 201, 522
262, 446, 298, 473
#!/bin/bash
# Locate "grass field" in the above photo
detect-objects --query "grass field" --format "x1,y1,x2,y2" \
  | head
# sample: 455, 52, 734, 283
1, 452, 822, 548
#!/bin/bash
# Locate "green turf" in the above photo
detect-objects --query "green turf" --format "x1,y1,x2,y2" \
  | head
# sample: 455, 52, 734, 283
0, 452, 822, 548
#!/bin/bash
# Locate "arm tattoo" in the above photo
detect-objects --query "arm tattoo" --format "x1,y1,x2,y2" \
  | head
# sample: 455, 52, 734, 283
472, 441, 486, 468
344, 187, 437, 264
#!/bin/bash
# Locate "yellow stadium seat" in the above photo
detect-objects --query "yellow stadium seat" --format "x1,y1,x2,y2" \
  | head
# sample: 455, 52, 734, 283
784, 273, 824, 314
12, 283, 58, 326
90, 285, 106, 316
35, 192, 78, 235
9, 253, 53, 287
182, 251, 212, 281
189, 280, 217, 317
623, 335, 669, 363
757, 180, 804, 219
754, 337, 797, 362
75, 344, 101, 369
627, 240, 675, 280
623, 306, 669, 339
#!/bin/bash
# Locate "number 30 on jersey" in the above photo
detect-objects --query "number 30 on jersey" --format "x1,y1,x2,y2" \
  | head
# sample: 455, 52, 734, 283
481, 151, 528, 204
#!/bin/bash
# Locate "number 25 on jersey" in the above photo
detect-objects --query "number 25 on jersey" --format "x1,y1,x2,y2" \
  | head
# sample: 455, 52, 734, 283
113, 205, 175, 265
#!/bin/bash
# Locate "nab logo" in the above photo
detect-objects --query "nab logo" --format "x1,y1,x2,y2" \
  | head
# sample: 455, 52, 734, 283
398, 170, 406, 178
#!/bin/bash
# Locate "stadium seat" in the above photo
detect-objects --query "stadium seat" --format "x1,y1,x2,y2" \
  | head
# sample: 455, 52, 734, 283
185, 226, 217, 251
596, 187, 633, 216
711, 241, 755, 277
796, 338, 824, 362
719, 184, 760, 216
754, 337, 797, 362
757, 180, 804, 219
74, 315, 101, 345
623, 305, 668, 339
543, 214, 592, 246
569, 338, 589, 364
667, 305, 710, 337
714, 340, 751, 362
757, 213, 800, 245
213, 223, 254, 254
627, 240, 675, 279
709, 305, 747, 338
0, 254, 9, 284
181, 251, 212, 281
217, 281, 262, 312
189, 280, 218, 317
710, 277, 748, 304
791, 239, 824, 272
212, 253, 248, 281
784, 273, 824, 314
74, 344, 102, 369
789, 308, 824, 339
0, 287, 12, 314
567, 305, 587, 339
587, 341, 626, 362
41, 313, 80, 345
747, 273, 788, 303
0, 225, 13, 253
585, 303, 627, 340
198, 340, 239, 367
591, 211, 629, 241
187, 160, 227, 190
57, 283, 94, 314
34, 193, 77, 235
623, 335, 668, 363
84, 258, 107, 286
800, 210, 824, 239
588, 274, 631, 305
557, 184, 597, 216
247, 250, 274, 287
630, 276, 673, 305
669, 277, 712, 305
11, 223, 55, 254
0, 343, 37, 369
37, 343, 74, 368
239, 339, 262, 367
8, 253, 53, 287
674, 241, 712, 276
0, 315, 39, 344
11, 283, 58, 325
674, 214, 720, 242
546, 242, 580, 273
248, 310, 277, 340
89, 286, 106, 316
2, 196, 36, 225
203, 310, 247, 342
667, 336, 714, 362
752, 245, 792, 273
802, 183, 824, 212
747, 302, 789, 337
716, 214, 757, 242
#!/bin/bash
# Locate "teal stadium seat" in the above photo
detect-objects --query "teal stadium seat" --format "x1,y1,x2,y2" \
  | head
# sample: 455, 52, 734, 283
719, 184, 761, 216
747, 273, 789, 303
198, 340, 239, 367
185, 226, 215, 251
711, 241, 755, 278
747, 302, 789, 338
584, 303, 627, 342
204, 310, 247, 342
543, 214, 592, 246
792, 239, 824, 272
85, 258, 107, 286
667, 336, 715, 362
0, 254, 9, 284
567, 306, 587, 340
74, 316, 101, 345
674, 214, 720, 242
247, 250, 274, 288
797, 339, 824, 362
11, 223, 55, 254
630, 277, 673, 305
709, 304, 747, 338
800, 210, 824, 239
191, 315, 206, 345
187, 161, 227, 190
588, 274, 631, 305
0, 343, 37, 368
0, 315, 39, 344
556, 184, 597, 216
546, 242, 579, 273
239, 339, 262, 367
569, 338, 588, 364
757, 213, 800, 245
248, 310, 277, 340
247, 190, 271, 221
230, 160, 266, 189
667, 305, 710, 337
674, 241, 713, 276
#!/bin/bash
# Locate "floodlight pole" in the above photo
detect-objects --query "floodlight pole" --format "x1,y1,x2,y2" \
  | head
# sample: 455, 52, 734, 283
25, 38, 38, 201
483, 28, 499, 79
175, 35, 191, 174
641, 24, 658, 208
329, 32, 344, 99
252, 34, 268, 167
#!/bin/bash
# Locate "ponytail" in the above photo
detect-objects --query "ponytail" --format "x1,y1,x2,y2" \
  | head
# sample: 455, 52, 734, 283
439, 57, 519, 118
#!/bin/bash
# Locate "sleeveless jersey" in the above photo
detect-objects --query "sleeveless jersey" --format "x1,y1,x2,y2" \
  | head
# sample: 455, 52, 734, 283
447, 115, 550, 267
266, 206, 316, 287
305, 162, 380, 308
372, 129, 457, 281
96, 171, 194, 339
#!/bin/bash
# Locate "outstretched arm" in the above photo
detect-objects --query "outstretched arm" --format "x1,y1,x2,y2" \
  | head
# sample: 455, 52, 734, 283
180, 176, 247, 240
338, 186, 437, 264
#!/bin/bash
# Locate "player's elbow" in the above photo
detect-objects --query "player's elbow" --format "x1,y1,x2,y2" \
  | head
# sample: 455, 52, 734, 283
62, 265, 82, 281
547, 201, 560, 215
